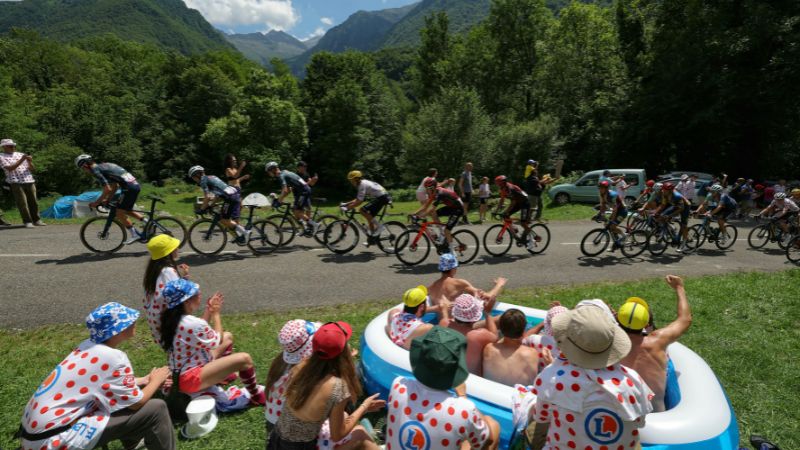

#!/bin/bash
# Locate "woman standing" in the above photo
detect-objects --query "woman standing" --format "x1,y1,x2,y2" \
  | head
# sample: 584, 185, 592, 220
267, 322, 384, 450
224, 154, 250, 188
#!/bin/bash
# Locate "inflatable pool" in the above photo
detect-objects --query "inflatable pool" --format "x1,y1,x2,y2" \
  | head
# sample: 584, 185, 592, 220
360, 302, 739, 449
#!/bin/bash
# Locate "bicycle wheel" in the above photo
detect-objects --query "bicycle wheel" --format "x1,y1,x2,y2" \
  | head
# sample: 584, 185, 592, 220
323, 220, 360, 254
394, 229, 431, 266
247, 220, 282, 255
689, 224, 706, 248
187, 219, 228, 256
747, 225, 770, 249
482, 224, 513, 256
777, 231, 794, 250
312, 214, 339, 245
267, 214, 299, 247
786, 235, 800, 264
376, 221, 407, 254
451, 229, 480, 264
714, 225, 737, 250
80, 217, 126, 254
580, 229, 610, 257
647, 228, 669, 256
145, 216, 187, 248
526, 223, 551, 254
621, 230, 649, 258
682, 227, 701, 254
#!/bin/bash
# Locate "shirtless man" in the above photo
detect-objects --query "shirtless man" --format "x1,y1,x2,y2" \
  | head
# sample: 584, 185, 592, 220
618, 275, 692, 412
427, 253, 507, 320
482, 309, 542, 386
439, 293, 498, 375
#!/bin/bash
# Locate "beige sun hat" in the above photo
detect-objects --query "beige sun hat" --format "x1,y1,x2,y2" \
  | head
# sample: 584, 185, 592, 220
551, 305, 631, 369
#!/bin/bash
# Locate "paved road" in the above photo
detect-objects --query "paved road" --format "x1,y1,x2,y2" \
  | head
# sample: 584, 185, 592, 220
0, 221, 792, 329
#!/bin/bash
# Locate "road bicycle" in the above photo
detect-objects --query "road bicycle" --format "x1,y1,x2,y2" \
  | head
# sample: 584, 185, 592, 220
580, 214, 648, 257
689, 213, 737, 250
785, 234, 800, 264
482, 212, 551, 257
187, 203, 281, 256
646, 216, 698, 255
322, 202, 406, 255
266, 197, 339, 247
626, 210, 657, 233
394, 216, 480, 266
80, 194, 186, 254
747, 216, 798, 250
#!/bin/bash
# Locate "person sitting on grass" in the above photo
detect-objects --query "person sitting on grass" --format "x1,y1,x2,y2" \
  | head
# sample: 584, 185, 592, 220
386, 285, 434, 350
482, 309, 544, 386
268, 322, 384, 450
618, 275, 692, 412
385, 326, 500, 450
160, 279, 266, 407
427, 253, 507, 318
440, 293, 498, 375
19, 302, 175, 450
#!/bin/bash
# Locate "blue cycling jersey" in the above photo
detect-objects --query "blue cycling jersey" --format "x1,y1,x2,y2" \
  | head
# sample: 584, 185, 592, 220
199, 175, 238, 200
603, 190, 625, 208
278, 171, 309, 192
90, 163, 138, 189
662, 191, 687, 207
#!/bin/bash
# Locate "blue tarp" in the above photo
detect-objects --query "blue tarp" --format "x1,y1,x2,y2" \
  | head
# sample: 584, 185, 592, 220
41, 191, 102, 219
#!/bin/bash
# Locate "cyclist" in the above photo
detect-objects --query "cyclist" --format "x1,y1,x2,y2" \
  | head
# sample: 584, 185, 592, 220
758, 192, 799, 243
188, 165, 249, 243
791, 188, 800, 204
635, 180, 656, 207
494, 175, 536, 251
694, 184, 737, 245
411, 178, 464, 253
342, 170, 391, 240
75, 154, 145, 245
638, 182, 664, 214
265, 161, 317, 236
596, 180, 628, 251
654, 182, 692, 253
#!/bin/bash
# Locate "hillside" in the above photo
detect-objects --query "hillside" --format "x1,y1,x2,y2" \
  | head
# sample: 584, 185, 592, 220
226, 30, 307, 66
380, 0, 491, 48
0, 0, 232, 54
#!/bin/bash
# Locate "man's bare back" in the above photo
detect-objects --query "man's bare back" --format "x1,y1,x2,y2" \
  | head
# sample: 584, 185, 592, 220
482, 340, 540, 386
621, 335, 668, 411
428, 277, 473, 307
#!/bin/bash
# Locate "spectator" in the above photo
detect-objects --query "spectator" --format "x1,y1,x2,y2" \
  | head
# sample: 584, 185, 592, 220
477, 176, 490, 223
522, 302, 567, 369
224, 153, 250, 188
523, 160, 545, 222
458, 162, 474, 224
427, 253, 507, 318
443, 178, 456, 190
527, 305, 653, 450
618, 275, 692, 412
416, 168, 438, 205
269, 322, 384, 450
773, 179, 787, 196
385, 326, 500, 450
440, 293, 498, 375
482, 309, 542, 385
677, 174, 697, 206
19, 302, 174, 450
386, 285, 434, 350
142, 235, 191, 345
0, 138, 44, 227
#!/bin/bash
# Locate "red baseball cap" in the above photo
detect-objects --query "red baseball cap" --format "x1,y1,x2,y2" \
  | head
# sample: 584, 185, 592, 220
312, 321, 353, 360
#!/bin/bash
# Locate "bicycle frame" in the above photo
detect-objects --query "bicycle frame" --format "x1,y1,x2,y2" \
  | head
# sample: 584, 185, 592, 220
97, 195, 162, 238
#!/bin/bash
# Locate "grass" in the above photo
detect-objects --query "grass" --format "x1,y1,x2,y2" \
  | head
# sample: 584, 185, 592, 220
0, 183, 596, 226
1, 271, 798, 449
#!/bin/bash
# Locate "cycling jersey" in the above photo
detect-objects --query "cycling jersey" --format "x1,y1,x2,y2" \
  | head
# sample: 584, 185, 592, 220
602, 190, 625, 209
769, 198, 800, 214
200, 175, 238, 200
499, 182, 529, 202
433, 188, 463, 209
90, 163, 138, 189
648, 191, 663, 205
278, 170, 309, 192
662, 192, 688, 209
356, 180, 387, 201
718, 193, 737, 210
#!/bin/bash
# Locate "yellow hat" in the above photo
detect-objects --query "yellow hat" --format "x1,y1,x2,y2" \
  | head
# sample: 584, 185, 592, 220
147, 234, 181, 260
617, 297, 650, 331
403, 285, 428, 308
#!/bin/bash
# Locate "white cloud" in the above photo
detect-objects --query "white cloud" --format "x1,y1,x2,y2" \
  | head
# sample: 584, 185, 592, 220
184, 0, 299, 31
299, 27, 325, 42
320, 17, 333, 26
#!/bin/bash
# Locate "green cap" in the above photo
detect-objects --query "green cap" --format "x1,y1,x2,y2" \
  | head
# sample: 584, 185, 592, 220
409, 326, 469, 391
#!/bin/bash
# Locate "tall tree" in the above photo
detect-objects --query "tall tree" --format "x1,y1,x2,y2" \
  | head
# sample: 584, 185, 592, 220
411, 12, 453, 102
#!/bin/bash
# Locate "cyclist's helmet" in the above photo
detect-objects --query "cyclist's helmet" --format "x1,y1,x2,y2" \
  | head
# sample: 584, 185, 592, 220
662, 182, 675, 191
347, 170, 363, 181
653, 182, 663, 192
265, 161, 279, 172
709, 184, 723, 193
188, 165, 204, 178
75, 154, 93, 169
775, 192, 787, 200
494, 175, 507, 185
792, 188, 800, 195
646, 179, 655, 188
755, 184, 765, 191
598, 180, 610, 188
527, 159, 537, 165
423, 177, 437, 190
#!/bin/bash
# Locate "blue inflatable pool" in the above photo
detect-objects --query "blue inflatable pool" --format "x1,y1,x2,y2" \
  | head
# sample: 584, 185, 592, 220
360, 302, 739, 449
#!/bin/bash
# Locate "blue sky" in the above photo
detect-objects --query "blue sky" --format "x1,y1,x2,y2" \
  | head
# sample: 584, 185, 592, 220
183, 0, 418, 41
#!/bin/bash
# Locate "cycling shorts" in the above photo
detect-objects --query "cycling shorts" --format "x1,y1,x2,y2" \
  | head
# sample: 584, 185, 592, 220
361, 194, 391, 217
505, 199, 532, 222
713, 207, 735, 221
609, 207, 628, 225
117, 183, 141, 211
220, 189, 242, 220
663, 205, 689, 226
436, 206, 463, 230
293, 187, 312, 211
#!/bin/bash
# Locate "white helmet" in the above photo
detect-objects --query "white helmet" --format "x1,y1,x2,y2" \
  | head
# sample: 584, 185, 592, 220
653, 182, 664, 192
265, 161, 278, 172
188, 165, 204, 178
775, 192, 787, 200
75, 154, 93, 168
709, 184, 723, 193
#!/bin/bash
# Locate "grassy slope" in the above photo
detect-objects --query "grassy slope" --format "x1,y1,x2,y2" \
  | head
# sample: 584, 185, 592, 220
1, 271, 798, 449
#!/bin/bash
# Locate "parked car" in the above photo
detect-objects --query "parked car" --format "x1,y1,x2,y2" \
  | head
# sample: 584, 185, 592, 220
548, 169, 646, 207
656, 171, 715, 181
660, 176, 713, 202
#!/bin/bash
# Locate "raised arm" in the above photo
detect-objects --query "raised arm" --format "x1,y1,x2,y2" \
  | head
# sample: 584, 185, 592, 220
652, 275, 692, 348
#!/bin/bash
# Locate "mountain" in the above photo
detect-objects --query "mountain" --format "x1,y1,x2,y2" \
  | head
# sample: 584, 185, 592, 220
380, 0, 491, 48
303, 35, 323, 50
226, 30, 307, 66
0, 0, 232, 54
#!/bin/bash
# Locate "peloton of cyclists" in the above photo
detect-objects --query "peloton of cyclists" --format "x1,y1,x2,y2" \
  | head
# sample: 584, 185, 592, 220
694, 184, 737, 245
411, 178, 465, 253
759, 191, 799, 244
188, 165, 249, 244
342, 170, 392, 244
265, 162, 317, 236
494, 175, 537, 251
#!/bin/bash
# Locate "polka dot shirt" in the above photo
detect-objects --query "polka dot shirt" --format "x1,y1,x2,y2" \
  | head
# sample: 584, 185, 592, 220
168, 315, 220, 373
388, 313, 424, 347
143, 268, 179, 345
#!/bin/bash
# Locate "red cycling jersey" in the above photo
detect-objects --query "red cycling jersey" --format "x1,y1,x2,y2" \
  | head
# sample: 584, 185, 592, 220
500, 182, 529, 202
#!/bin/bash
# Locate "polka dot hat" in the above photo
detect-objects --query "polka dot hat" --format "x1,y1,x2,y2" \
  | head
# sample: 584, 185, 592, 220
278, 320, 317, 365
452, 294, 483, 323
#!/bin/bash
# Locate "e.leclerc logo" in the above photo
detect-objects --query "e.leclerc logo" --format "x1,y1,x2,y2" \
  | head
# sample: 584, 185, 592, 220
584, 408, 624, 445
399, 421, 431, 450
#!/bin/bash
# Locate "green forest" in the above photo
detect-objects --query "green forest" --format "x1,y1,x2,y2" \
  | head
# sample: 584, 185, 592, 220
0, 0, 798, 197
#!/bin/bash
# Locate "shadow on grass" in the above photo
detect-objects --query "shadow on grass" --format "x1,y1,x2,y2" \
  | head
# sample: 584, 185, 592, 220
36, 251, 149, 265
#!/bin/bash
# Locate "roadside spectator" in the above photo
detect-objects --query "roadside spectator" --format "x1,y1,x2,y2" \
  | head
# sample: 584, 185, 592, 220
753, 184, 766, 209
773, 179, 787, 196
528, 305, 653, 450
142, 235, 192, 345
522, 302, 567, 367
416, 168, 438, 205
0, 138, 44, 227
477, 176, 490, 223
224, 153, 250, 188
296, 161, 318, 188
386, 285, 434, 350
618, 275, 692, 412
677, 174, 697, 206
482, 309, 542, 385
458, 162, 474, 224
442, 177, 456, 190
524, 160, 545, 222
268, 322, 384, 450
440, 293, 498, 375
385, 326, 500, 450
19, 302, 175, 450
427, 253, 507, 318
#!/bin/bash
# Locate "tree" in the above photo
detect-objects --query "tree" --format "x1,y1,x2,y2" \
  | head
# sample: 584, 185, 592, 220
411, 12, 453, 102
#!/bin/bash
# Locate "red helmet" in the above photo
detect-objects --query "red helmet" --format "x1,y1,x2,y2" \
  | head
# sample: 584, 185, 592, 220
494, 175, 507, 185
423, 177, 437, 189
598, 180, 610, 188
662, 182, 675, 191
646, 179, 655, 187
755, 184, 764, 191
